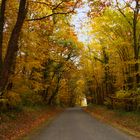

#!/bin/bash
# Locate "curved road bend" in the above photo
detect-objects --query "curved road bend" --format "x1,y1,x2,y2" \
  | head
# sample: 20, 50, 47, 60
27, 107, 138, 140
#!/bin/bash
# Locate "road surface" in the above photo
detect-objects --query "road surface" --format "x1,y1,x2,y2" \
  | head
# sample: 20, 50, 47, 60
27, 107, 138, 140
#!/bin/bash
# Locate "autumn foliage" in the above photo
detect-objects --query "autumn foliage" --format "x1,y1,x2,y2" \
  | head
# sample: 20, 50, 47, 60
0, 0, 140, 112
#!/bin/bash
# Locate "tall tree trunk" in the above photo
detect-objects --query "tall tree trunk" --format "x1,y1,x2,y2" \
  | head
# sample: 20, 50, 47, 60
0, 0, 27, 96
47, 74, 62, 105
133, 0, 139, 88
0, 0, 7, 70
116, 0, 140, 88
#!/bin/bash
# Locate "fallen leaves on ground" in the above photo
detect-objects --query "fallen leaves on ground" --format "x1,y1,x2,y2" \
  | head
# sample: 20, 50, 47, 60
84, 105, 140, 138
0, 107, 63, 140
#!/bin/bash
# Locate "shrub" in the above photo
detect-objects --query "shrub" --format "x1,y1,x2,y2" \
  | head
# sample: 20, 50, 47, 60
114, 101, 126, 110
6, 91, 22, 109
116, 90, 131, 98
104, 98, 112, 109
0, 98, 8, 111
137, 96, 140, 111
20, 90, 43, 106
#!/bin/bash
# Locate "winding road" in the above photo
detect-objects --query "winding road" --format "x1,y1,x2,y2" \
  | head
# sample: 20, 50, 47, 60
27, 107, 138, 140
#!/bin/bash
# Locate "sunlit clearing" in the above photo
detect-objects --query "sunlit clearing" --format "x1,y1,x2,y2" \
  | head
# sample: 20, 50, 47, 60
81, 97, 87, 107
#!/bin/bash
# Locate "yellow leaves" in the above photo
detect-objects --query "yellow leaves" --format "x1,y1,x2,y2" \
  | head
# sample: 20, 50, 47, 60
24, 60, 42, 71
29, 80, 44, 91
29, 1, 52, 17
0, 99, 9, 111
76, 79, 85, 86
64, 1, 76, 10
2, 0, 83, 107
116, 90, 131, 99
6, 91, 21, 108
57, 79, 71, 105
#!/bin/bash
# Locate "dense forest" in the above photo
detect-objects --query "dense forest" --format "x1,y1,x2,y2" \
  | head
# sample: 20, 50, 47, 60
0, 0, 140, 112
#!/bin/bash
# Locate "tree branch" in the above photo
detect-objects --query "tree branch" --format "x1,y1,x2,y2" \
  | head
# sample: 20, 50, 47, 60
29, 1, 51, 7
27, 0, 80, 21
52, 1, 64, 10
94, 56, 104, 63
27, 12, 72, 21
115, 0, 133, 27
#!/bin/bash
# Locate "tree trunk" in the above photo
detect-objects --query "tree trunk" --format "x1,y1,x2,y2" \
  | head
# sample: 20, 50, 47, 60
47, 75, 62, 105
133, 0, 139, 88
0, 0, 27, 96
0, 0, 7, 70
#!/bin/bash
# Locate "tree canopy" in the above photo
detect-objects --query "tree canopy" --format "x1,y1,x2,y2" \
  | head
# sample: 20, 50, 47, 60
0, 0, 140, 111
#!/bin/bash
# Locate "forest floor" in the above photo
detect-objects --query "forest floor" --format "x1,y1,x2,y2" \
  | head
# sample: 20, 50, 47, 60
0, 106, 63, 140
84, 105, 140, 139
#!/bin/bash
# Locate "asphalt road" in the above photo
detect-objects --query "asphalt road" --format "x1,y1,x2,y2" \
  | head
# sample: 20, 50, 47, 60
27, 107, 138, 140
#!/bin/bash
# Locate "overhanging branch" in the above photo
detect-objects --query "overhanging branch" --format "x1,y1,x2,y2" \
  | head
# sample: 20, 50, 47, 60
115, 0, 133, 27
27, 0, 80, 21
27, 11, 73, 21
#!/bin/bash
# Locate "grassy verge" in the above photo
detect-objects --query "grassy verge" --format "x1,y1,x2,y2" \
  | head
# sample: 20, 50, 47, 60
84, 105, 140, 138
0, 105, 63, 140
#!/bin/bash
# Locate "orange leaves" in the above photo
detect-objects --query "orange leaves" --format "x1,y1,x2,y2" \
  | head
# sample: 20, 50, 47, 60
63, 1, 77, 10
